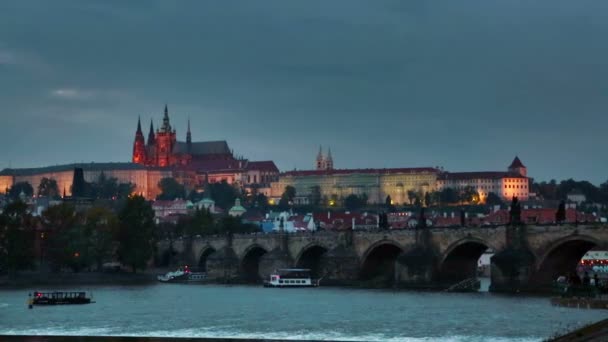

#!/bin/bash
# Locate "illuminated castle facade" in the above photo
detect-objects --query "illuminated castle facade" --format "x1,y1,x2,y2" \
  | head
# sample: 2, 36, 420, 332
133, 105, 233, 167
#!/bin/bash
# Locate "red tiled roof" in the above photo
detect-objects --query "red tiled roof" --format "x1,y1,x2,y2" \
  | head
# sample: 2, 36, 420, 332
283, 167, 439, 177
509, 156, 526, 169
437, 171, 527, 181
247, 161, 279, 173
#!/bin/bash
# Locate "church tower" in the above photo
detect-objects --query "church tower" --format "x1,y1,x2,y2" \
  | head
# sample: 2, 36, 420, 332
508, 156, 527, 177
325, 147, 334, 170
132, 116, 147, 164
186, 118, 192, 152
147, 119, 155, 146
155, 105, 177, 167
316, 146, 324, 170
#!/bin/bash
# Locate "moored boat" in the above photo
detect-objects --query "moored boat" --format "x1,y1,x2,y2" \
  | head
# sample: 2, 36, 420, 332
157, 265, 207, 283
29, 291, 93, 306
263, 268, 320, 288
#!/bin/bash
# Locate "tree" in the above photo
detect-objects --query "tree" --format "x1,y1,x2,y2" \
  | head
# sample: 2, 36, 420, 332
216, 215, 260, 235
439, 188, 459, 205
344, 194, 367, 211
459, 186, 479, 204
279, 186, 296, 209
310, 186, 322, 206
83, 207, 118, 270
38, 178, 59, 198
407, 191, 417, 205
385, 195, 395, 212
424, 192, 432, 207
0, 201, 36, 275
8, 182, 33, 200
205, 181, 239, 210
157, 178, 186, 200
117, 195, 156, 273
485, 192, 503, 206
41, 203, 80, 271
88, 173, 136, 200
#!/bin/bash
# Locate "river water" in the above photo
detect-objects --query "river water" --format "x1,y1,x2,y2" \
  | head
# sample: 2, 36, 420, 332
0, 282, 606, 341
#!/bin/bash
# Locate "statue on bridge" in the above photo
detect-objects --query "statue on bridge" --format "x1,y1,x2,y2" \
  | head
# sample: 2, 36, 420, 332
509, 196, 522, 225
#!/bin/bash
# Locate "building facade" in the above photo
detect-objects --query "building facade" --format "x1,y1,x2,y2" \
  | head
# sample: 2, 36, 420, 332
436, 157, 530, 202
271, 167, 439, 205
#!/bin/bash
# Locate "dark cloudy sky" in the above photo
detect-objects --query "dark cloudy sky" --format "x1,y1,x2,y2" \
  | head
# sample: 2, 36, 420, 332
1, 0, 607, 184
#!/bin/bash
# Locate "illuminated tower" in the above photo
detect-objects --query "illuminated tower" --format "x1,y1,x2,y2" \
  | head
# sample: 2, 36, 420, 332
325, 147, 333, 170
147, 119, 155, 146
155, 105, 177, 167
508, 156, 527, 177
316, 146, 324, 170
132, 116, 147, 164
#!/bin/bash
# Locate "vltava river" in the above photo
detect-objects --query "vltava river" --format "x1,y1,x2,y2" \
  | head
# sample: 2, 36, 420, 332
0, 284, 606, 341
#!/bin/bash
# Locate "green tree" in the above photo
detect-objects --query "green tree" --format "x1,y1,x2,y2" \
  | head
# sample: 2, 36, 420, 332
485, 192, 503, 206
83, 207, 118, 270
555, 200, 566, 223
344, 194, 367, 211
216, 215, 260, 235
439, 188, 459, 205
41, 203, 80, 271
117, 195, 156, 273
205, 181, 239, 210
157, 178, 186, 200
310, 186, 322, 206
459, 186, 479, 204
0, 201, 36, 275
407, 190, 417, 205
38, 178, 59, 198
8, 182, 34, 200
279, 186, 296, 209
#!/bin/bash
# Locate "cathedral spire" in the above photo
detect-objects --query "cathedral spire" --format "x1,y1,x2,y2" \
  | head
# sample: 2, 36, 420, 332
186, 117, 192, 146
147, 119, 155, 146
161, 104, 172, 132
136, 116, 142, 133
326, 147, 333, 170
316, 145, 324, 170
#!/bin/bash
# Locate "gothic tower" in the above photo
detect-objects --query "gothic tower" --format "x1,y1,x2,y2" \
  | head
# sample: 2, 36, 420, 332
132, 116, 147, 164
186, 117, 192, 152
155, 105, 177, 167
508, 156, 527, 177
147, 119, 155, 146
325, 147, 334, 170
316, 146, 324, 170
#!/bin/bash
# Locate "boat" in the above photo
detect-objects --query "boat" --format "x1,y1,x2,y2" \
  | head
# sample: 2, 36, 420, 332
29, 291, 93, 306
263, 268, 320, 288
157, 265, 207, 283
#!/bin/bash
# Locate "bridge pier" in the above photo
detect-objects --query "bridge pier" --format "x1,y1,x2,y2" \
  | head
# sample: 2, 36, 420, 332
259, 248, 294, 281
489, 247, 535, 292
319, 246, 360, 286
394, 245, 440, 289
206, 245, 240, 282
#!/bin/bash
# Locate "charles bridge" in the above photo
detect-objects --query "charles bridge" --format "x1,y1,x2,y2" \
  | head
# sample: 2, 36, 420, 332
157, 224, 608, 292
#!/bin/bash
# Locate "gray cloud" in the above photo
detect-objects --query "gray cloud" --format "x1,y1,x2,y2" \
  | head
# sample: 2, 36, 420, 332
0, 0, 607, 183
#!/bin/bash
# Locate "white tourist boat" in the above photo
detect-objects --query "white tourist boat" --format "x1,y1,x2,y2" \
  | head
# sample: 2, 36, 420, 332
157, 266, 207, 283
264, 268, 320, 288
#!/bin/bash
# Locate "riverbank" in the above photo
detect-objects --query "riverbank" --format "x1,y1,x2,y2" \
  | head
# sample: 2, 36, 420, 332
549, 318, 608, 341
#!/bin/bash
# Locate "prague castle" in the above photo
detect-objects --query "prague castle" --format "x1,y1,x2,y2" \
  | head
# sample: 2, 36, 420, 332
0, 106, 279, 200
0, 105, 529, 205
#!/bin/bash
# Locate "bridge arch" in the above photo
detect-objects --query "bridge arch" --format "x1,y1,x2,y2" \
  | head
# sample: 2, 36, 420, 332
198, 246, 216, 272
240, 244, 269, 283
531, 234, 600, 287
294, 243, 330, 278
439, 237, 495, 283
360, 240, 403, 284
